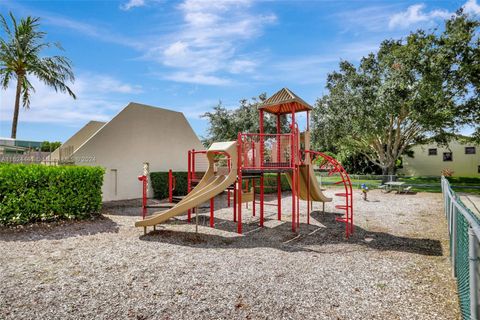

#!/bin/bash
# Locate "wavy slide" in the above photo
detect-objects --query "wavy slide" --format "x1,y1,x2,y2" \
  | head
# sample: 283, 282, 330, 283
285, 164, 332, 203
135, 141, 238, 228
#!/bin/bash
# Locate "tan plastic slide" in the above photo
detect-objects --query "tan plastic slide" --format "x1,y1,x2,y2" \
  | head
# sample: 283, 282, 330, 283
135, 141, 238, 228
285, 164, 332, 203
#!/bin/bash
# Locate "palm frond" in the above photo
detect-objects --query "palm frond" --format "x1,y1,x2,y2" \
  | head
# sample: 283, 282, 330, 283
21, 76, 34, 109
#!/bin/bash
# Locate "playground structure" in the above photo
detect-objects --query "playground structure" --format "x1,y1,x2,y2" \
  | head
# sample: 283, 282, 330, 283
135, 88, 354, 237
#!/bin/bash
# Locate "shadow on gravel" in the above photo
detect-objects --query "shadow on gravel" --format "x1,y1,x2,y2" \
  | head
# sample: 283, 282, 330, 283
103, 195, 232, 217
0, 216, 119, 242
139, 211, 443, 256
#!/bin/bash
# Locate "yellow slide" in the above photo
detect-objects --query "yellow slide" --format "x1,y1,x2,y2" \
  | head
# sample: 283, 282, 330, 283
135, 141, 238, 228
286, 164, 332, 203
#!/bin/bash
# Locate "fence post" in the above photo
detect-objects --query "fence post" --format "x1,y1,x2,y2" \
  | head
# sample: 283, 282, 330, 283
452, 202, 457, 277
470, 227, 479, 320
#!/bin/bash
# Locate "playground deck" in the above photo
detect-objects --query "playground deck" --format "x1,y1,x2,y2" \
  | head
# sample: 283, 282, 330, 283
0, 190, 459, 319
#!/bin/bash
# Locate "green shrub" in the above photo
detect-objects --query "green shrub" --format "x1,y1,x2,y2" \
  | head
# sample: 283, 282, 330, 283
150, 171, 189, 199
0, 164, 104, 225
245, 173, 291, 194
150, 171, 291, 199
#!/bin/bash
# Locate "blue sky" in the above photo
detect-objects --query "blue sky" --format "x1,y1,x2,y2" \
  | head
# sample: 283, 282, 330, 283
0, 0, 479, 142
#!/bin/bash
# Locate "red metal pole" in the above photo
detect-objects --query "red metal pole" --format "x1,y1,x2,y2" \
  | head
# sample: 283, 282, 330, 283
210, 197, 214, 228
138, 175, 147, 219
297, 167, 300, 229
233, 181, 237, 222
277, 173, 282, 220
168, 169, 173, 203
307, 164, 310, 225
192, 148, 196, 180
260, 174, 264, 227
252, 178, 256, 217
277, 114, 282, 221
187, 150, 191, 222
143, 177, 147, 219
259, 110, 264, 168
291, 110, 296, 232
237, 135, 242, 234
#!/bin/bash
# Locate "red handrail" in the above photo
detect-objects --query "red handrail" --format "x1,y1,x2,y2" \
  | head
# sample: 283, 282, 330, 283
304, 150, 354, 238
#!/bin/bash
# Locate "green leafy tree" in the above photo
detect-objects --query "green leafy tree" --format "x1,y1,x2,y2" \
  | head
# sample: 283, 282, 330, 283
0, 13, 76, 139
202, 94, 289, 146
40, 141, 61, 152
312, 12, 479, 175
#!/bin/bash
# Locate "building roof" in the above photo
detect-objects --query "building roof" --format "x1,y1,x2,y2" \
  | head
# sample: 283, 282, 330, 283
259, 87, 313, 115
48, 120, 106, 161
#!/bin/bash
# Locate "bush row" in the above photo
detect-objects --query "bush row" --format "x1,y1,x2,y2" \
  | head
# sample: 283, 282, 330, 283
0, 164, 104, 225
150, 171, 291, 200
150, 171, 189, 199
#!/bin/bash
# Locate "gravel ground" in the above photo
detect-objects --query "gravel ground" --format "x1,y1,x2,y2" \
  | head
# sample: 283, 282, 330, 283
0, 190, 459, 319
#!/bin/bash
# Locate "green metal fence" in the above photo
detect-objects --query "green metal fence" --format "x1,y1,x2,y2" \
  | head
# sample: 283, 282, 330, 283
442, 176, 480, 319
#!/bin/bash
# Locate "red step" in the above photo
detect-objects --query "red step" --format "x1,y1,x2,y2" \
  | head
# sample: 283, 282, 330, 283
335, 205, 351, 210
335, 193, 349, 197
334, 180, 345, 185
335, 217, 348, 223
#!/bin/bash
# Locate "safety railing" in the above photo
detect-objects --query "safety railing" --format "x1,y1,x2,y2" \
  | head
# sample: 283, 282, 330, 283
442, 176, 480, 319
238, 133, 294, 170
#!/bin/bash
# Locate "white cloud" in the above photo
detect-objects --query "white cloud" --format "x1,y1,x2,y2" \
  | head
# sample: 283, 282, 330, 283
120, 0, 146, 11
334, 4, 401, 33
0, 74, 142, 124
90, 75, 143, 94
3, 1, 144, 49
388, 4, 452, 29
464, 0, 480, 15
144, 0, 276, 85
164, 72, 231, 86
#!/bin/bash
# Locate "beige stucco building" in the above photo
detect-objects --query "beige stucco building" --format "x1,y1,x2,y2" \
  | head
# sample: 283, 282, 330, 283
50, 102, 204, 201
400, 140, 480, 177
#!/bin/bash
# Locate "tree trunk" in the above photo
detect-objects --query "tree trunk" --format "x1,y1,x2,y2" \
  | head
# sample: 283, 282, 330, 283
10, 76, 23, 139
387, 164, 396, 176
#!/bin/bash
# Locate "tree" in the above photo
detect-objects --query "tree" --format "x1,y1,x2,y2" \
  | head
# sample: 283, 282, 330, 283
40, 141, 61, 152
201, 94, 289, 146
0, 12, 76, 139
311, 12, 479, 175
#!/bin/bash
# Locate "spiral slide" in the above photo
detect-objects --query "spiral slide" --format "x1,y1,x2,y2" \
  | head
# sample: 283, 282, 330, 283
135, 141, 238, 228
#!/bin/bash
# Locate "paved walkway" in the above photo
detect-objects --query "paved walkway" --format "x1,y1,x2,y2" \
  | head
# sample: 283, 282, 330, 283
459, 193, 480, 215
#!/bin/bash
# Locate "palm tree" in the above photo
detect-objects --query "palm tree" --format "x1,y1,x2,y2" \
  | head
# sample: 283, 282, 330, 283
0, 12, 76, 139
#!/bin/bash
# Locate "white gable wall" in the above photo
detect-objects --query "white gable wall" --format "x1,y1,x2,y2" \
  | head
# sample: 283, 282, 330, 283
48, 120, 106, 161
72, 103, 204, 201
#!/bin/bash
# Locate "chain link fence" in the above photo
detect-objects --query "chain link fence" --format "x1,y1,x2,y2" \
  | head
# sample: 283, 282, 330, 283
442, 176, 480, 319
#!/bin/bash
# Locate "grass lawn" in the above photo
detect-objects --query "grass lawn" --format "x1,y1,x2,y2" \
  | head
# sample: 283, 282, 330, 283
317, 175, 480, 195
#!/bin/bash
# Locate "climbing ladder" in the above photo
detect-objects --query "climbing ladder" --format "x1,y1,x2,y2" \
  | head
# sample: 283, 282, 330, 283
307, 151, 354, 238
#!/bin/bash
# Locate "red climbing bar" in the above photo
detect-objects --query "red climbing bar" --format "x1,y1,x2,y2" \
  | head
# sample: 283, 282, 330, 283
210, 197, 214, 228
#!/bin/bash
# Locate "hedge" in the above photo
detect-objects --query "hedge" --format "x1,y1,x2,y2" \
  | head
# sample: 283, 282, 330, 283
150, 171, 189, 199
150, 171, 291, 200
0, 164, 104, 225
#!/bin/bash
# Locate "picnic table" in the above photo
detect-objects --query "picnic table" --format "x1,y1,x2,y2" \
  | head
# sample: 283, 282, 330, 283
384, 181, 406, 193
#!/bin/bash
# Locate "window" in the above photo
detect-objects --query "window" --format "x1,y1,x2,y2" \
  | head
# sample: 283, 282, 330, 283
443, 152, 453, 162
428, 148, 437, 156
478, 165, 480, 174
465, 147, 476, 155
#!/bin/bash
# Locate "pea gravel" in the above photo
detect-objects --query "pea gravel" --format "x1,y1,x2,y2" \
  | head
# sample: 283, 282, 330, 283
0, 190, 459, 319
